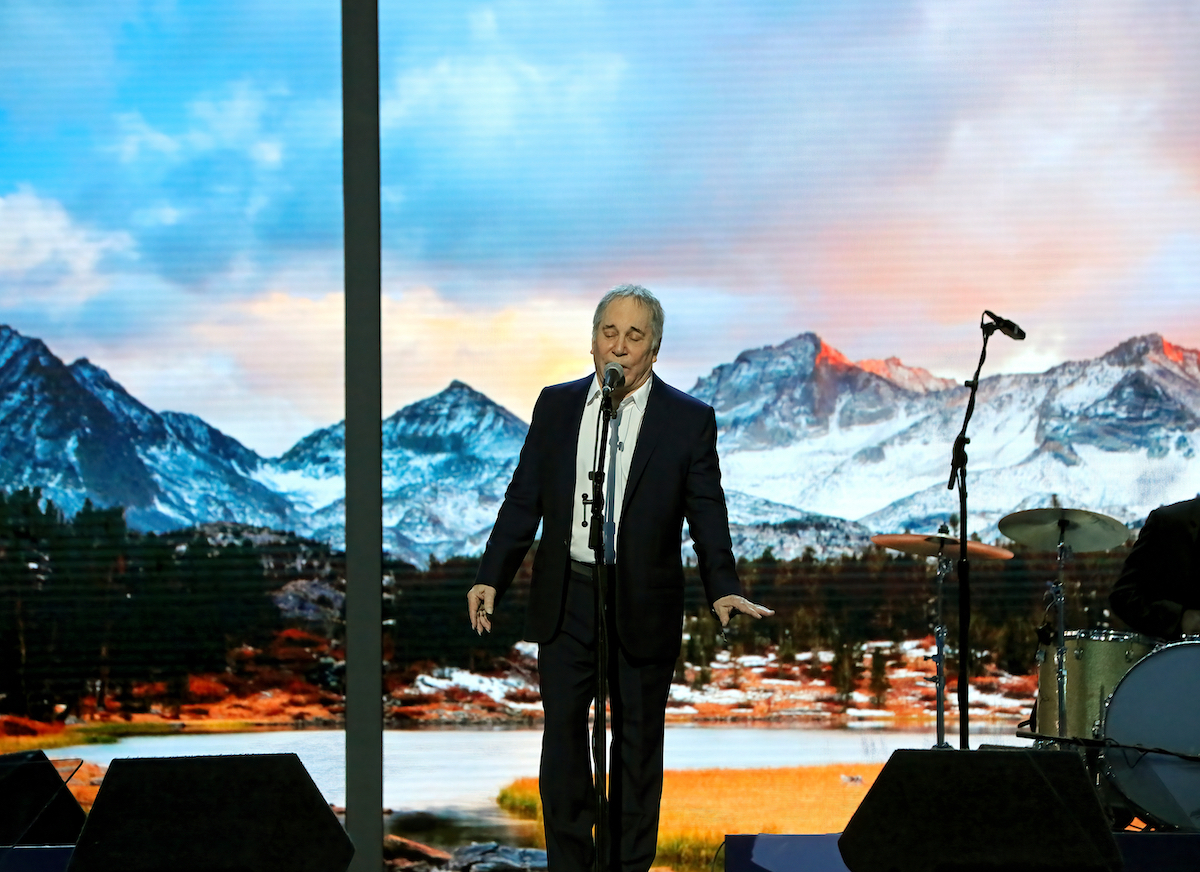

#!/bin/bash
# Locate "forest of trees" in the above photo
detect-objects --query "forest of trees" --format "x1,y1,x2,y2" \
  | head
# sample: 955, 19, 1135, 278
1, 485, 1133, 721
0, 487, 280, 720
393, 534, 1133, 686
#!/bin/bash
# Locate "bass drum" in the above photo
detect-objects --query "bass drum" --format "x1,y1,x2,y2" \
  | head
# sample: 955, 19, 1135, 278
1103, 640, 1200, 831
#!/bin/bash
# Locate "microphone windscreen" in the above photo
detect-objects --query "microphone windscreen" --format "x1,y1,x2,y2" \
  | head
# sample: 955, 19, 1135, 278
604, 361, 625, 388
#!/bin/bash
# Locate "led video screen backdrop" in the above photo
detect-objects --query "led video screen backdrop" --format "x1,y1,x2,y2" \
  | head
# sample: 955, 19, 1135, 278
376, 1, 1200, 565
3, 2, 1197, 577
2, 0, 1200, 843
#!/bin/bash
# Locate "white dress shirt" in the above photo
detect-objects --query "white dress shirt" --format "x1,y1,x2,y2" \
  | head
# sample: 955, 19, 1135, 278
568, 374, 652, 565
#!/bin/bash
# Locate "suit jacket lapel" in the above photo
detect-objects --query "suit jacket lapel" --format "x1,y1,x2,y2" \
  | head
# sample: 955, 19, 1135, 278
621, 373, 668, 516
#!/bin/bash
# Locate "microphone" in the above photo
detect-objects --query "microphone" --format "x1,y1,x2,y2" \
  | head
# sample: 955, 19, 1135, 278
602, 361, 625, 393
984, 310, 1026, 341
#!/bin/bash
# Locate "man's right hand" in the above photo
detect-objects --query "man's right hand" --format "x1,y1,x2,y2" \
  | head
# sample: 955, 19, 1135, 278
468, 585, 497, 635
1181, 609, 1200, 636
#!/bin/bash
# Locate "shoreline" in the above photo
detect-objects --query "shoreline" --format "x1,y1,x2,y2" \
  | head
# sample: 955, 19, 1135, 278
26, 721, 1030, 821
4, 637, 1033, 754
4, 707, 1025, 750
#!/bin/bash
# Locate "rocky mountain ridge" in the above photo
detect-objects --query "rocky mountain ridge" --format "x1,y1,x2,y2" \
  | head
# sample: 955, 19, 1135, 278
3, 324, 1198, 564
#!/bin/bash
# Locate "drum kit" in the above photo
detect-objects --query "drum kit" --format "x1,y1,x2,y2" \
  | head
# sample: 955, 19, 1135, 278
874, 506, 1200, 832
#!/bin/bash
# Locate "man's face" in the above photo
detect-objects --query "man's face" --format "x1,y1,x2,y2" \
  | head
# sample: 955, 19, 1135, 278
591, 296, 657, 401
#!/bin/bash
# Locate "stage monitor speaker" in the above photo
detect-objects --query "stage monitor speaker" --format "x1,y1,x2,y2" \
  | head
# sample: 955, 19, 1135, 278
837, 749, 1121, 872
66, 753, 354, 872
0, 750, 86, 846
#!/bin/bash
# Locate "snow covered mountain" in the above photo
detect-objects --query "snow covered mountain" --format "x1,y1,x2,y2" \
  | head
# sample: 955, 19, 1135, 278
703, 333, 1200, 540
256, 380, 529, 566
4, 323, 1198, 563
0, 325, 293, 532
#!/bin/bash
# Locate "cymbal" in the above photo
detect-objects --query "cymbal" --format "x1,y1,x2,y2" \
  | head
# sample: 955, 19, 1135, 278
871, 533, 1014, 561
997, 508, 1129, 553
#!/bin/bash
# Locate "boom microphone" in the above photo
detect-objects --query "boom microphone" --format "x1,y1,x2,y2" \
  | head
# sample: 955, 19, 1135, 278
602, 361, 626, 393
984, 310, 1026, 341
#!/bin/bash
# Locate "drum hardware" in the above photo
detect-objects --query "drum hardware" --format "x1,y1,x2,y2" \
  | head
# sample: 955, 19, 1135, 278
998, 507, 1129, 740
930, 529, 952, 750
870, 529, 1013, 749
1050, 557, 1068, 738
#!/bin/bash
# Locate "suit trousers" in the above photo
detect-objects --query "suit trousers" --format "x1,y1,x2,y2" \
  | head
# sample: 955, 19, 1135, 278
537, 566, 676, 872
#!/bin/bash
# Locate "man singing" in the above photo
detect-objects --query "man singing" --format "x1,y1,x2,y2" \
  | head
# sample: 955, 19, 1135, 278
467, 284, 771, 872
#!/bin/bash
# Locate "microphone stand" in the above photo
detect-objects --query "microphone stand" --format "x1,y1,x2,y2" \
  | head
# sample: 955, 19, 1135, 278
946, 314, 999, 750
581, 387, 616, 871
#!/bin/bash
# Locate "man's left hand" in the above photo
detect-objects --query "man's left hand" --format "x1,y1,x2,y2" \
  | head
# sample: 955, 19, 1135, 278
712, 594, 775, 627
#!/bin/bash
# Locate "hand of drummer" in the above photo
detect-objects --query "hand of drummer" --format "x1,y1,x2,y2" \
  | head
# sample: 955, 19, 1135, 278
1182, 609, 1200, 636
712, 594, 775, 627
468, 584, 497, 635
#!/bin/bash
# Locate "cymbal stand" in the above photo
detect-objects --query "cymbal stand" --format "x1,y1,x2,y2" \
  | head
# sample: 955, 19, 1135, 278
926, 527, 954, 749
1050, 519, 1071, 739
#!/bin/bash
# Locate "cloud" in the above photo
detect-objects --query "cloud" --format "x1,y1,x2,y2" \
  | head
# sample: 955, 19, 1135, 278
381, 285, 595, 423
5, 0, 1200, 455
183, 288, 345, 453
382, 51, 625, 140
113, 83, 299, 168
102, 82, 341, 289
771, 0, 1200, 373
387, 0, 1200, 375
112, 113, 183, 164
1, 2, 344, 292
0, 187, 132, 306
20, 263, 346, 457
112, 283, 594, 453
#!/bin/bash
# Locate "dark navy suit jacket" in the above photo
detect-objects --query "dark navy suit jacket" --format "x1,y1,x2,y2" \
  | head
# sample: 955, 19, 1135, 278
1110, 496, 1200, 640
475, 372, 741, 661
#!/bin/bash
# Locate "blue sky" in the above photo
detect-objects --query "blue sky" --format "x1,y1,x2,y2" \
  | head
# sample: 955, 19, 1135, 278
2, 1, 1199, 453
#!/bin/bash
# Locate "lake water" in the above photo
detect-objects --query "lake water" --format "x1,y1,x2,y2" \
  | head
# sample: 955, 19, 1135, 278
48, 725, 1029, 816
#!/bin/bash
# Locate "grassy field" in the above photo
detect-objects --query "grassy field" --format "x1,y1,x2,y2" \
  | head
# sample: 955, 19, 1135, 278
498, 763, 883, 870
0, 719, 295, 756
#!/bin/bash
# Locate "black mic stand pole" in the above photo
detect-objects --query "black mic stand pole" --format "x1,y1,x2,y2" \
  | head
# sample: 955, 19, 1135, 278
582, 389, 616, 871
946, 314, 998, 750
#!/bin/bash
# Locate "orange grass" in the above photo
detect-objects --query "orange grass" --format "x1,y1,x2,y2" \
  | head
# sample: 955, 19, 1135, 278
0, 733, 77, 755
498, 763, 883, 870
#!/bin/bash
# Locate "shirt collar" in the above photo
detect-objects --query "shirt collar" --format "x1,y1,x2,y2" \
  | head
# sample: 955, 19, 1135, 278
587, 371, 653, 411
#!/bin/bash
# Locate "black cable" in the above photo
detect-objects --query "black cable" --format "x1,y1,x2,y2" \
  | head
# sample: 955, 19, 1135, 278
1016, 730, 1200, 764
709, 838, 726, 872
